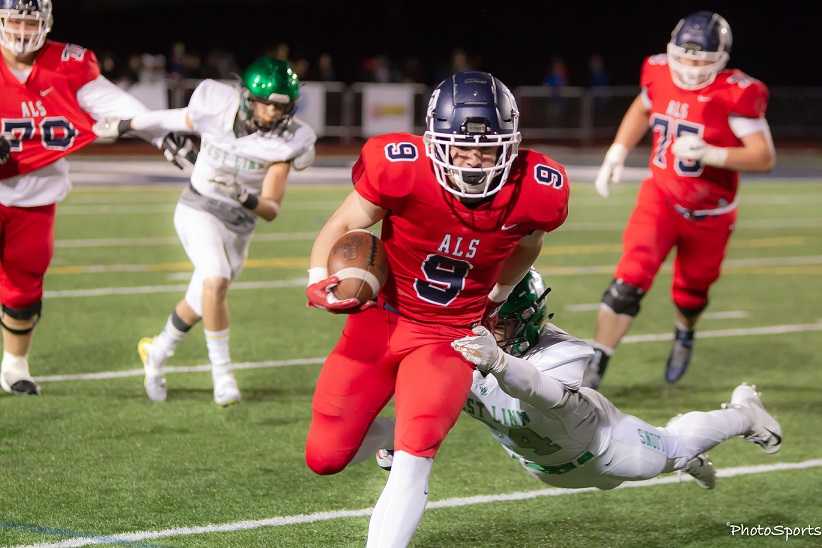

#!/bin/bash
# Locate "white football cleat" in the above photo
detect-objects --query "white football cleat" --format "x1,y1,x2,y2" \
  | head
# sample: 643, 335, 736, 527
725, 383, 782, 454
682, 453, 716, 489
138, 337, 167, 402
212, 367, 240, 407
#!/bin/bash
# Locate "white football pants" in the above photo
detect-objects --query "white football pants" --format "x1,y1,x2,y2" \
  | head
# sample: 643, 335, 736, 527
174, 203, 251, 316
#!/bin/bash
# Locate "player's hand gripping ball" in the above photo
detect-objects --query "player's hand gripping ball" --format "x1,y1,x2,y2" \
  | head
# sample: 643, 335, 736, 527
327, 229, 388, 303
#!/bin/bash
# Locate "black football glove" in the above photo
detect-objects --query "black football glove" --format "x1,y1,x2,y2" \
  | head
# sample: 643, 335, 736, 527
0, 135, 10, 165
161, 133, 198, 170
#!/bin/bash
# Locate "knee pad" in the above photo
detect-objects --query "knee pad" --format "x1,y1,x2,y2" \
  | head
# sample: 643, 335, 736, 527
601, 280, 645, 317
1, 302, 42, 335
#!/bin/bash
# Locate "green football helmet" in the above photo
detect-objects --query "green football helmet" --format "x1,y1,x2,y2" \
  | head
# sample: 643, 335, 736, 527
497, 269, 553, 356
239, 57, 300, 134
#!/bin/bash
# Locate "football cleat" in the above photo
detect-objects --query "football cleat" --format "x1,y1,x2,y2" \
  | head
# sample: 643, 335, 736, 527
682, 453, 716, 489
724, 383, 782, 454
138, 337, 167, 402
665, 327, 694, 383
376, 448, 394, 472
0, 376, 40, 395
0, 358, 41, 396
212, 367, 241, 407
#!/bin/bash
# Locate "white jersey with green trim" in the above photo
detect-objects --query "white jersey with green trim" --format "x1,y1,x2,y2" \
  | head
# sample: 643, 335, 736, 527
186, 79, 316, 206
464, 324, 613, 466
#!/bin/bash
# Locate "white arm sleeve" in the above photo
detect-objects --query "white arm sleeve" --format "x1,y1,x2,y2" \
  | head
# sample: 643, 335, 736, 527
729, 116, 771, 139
129, 109, 191, 133
494, 353, 569, 410
639, 88, 652, 109
76, 75, 163, 147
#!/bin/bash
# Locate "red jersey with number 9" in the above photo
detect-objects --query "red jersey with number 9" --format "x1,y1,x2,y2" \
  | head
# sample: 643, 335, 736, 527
641, 54, 769, 210
0, 41, 99, 180
352, 133, 569, 328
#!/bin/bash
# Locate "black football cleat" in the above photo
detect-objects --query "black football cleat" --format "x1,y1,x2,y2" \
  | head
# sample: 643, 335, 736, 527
9, 379, 41, 395
665, 327, 694, 383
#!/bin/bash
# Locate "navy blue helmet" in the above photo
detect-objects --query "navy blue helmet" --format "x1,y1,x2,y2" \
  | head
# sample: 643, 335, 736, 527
667, 11, 732, 90
423, 71, 521, 199
0, 0, 53, 54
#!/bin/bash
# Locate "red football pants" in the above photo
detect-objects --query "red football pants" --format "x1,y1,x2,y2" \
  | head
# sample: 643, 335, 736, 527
305, 305, 474, 475
614, 179, 736, 313
0, 203, 56, 308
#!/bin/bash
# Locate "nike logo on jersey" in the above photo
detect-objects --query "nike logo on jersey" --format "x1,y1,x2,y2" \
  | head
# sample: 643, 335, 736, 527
40, 87, 53, 97
501, 224, 519, 231
697, 95, 712, 103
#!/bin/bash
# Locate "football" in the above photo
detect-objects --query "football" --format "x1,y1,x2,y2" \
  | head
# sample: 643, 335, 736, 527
327, 229, 389, 302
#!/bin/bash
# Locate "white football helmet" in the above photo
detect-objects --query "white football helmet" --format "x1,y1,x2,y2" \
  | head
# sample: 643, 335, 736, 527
0, 0, 53, 55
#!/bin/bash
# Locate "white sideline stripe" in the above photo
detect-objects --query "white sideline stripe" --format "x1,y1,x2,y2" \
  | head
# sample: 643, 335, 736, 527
21, 459, 822, 547
34, 320, 822, 384
43, 279, 306, 299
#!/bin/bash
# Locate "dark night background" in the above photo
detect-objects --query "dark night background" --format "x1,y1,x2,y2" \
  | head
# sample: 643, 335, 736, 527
47, 0, 821, 87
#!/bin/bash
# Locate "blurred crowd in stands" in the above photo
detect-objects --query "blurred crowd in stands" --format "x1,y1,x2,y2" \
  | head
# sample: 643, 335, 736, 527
97, 42, 610, 90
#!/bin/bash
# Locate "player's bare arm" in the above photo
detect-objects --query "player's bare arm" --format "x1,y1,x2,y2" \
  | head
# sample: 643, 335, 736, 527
253, 161, 290, 222
595, 95, 650, 197
306, 190, 386, 312
309, 190, 386, 277
482, 230, 544, 328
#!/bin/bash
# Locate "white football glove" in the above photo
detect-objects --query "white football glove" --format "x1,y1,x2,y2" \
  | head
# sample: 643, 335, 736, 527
451, 326, 507, 374
594, 143, 628, 198
92, 118, 132, 142
672, 134, 728, 167
210, 174, 251, 204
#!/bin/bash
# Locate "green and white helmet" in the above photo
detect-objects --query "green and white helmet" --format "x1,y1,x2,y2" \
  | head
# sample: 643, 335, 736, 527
497, 269, 552, 356
239, 57, 300, 134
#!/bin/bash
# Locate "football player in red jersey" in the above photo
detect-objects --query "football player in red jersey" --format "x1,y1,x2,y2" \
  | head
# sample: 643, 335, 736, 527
304, 72, 570, 546
0, 0, 187, 395
585, 12, 775, 389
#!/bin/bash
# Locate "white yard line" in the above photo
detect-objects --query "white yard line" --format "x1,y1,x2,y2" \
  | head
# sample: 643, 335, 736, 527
41, 255, 822, 296
566, 305, 750, 320
620, 321, 822, 344
43, 279, 306, 299
564, 303, 600, 312
702, 310, 750, 320
34, 320, 822, 385
20, 458, 822, 547
55, 232, 317, 249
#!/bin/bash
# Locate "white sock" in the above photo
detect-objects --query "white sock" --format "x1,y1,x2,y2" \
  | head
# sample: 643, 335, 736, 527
151, 314, 190, 364
367, 451, 432, 548
205, 328, 231, 367
1, 351, 31, 382
663, 408, 753, 470
351, 417, 395, 465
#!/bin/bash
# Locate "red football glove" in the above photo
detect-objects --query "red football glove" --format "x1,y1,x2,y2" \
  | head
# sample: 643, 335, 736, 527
481, 298, 504, 332
305, 276, 376, 314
